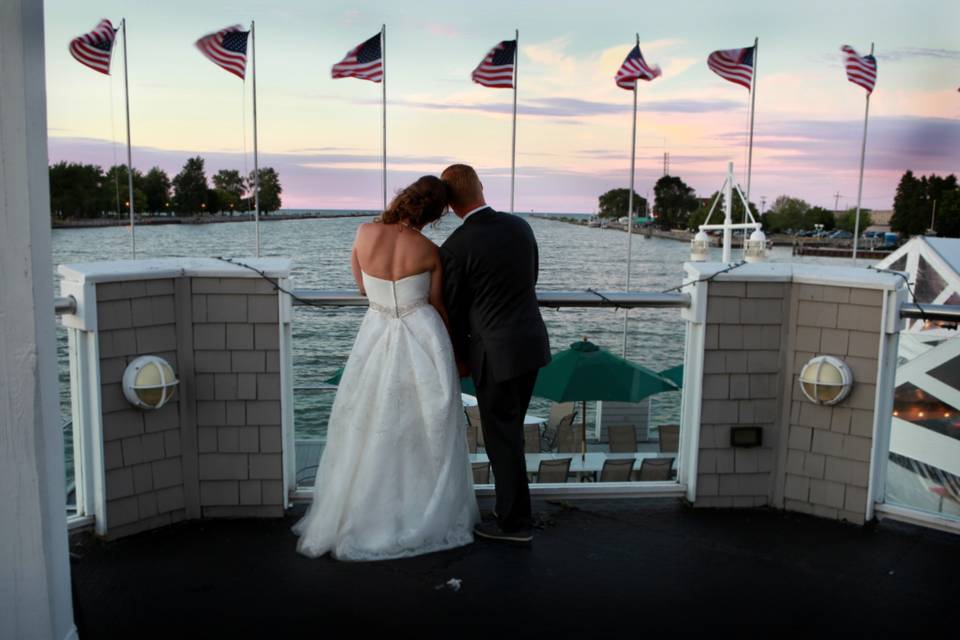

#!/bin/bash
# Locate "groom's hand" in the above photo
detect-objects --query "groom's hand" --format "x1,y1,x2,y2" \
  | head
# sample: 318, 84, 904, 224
457, 360, 470, 379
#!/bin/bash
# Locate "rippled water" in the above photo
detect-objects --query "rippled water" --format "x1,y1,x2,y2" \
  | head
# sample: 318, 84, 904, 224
53, 213, 846, 475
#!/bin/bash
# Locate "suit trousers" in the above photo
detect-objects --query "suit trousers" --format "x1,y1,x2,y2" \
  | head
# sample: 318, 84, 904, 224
475, 363, 538, 532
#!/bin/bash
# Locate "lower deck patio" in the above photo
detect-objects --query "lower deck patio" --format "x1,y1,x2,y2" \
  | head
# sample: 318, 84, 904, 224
69, 497, 957, 634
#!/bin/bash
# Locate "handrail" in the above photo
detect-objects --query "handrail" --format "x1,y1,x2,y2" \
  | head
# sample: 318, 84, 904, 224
290, 290, 691, 309
899, 303, 960, 322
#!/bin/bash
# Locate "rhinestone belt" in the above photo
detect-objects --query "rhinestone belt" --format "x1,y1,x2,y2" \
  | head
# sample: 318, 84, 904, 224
368, 298, 429, 318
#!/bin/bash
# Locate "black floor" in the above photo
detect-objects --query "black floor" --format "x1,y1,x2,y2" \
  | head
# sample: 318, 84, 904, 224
70, 498, 958, 635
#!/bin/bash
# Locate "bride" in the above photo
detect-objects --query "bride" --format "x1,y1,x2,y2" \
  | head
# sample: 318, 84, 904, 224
293, 175, 480, 561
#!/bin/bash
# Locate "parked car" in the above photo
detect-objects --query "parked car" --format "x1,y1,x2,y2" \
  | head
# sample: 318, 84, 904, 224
828, 230, 854, 239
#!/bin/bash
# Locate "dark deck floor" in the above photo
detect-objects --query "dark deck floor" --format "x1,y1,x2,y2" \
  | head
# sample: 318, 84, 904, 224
70, 498, 958, 634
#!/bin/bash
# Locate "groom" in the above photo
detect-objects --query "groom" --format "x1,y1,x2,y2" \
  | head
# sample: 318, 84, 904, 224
440, 164, 551, 544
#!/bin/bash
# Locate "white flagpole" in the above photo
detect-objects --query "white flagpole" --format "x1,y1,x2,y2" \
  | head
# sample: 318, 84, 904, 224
510, 29, 518, 214
622, 33, 639, 358
746, 36, 757, 204
251, 21, 261, 257
851, 42, 874, 266
121, 18, 136, 259
381, 24, 387, 211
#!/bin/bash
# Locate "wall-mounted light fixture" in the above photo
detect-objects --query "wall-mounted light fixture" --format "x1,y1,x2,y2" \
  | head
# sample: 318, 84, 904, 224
799, 355, 853, 405
690, 230, 710, 262
122, 355, 179, 410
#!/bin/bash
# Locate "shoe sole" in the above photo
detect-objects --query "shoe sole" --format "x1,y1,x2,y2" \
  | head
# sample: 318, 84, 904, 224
473, 528, 532, 544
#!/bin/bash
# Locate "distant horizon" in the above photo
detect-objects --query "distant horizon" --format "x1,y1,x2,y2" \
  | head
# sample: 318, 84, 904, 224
45, 0, 959, 213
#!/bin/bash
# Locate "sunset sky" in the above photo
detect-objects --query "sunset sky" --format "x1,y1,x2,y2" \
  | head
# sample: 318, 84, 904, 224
44, 0, 959, 213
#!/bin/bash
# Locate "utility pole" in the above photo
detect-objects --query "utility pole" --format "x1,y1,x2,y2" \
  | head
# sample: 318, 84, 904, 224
760, 196, 767, 215
834, 191, 841, 215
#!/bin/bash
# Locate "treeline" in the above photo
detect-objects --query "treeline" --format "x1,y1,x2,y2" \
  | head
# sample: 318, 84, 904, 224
49, 156, 282, 219
597, 170, 960, 238
891, 172, 959, 237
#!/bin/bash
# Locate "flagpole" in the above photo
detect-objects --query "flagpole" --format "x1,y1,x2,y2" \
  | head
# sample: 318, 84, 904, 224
622, 33, 639, 358
381, 24, 387, 211
121, 18, 136, 259
510, 29, 518, 214
251, 20, 261, 257
746, 36, 757, 204
851, 42, 873, 266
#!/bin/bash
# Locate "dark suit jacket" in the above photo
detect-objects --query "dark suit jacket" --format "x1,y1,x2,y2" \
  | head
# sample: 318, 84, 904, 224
440, 207, 551, 384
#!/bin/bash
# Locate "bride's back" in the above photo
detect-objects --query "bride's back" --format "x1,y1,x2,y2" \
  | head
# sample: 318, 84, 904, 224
355, 222, 435, 281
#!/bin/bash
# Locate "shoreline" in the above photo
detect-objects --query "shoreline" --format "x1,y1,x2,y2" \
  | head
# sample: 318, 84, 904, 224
52, 211, 372, 229
529, 213, 893, 257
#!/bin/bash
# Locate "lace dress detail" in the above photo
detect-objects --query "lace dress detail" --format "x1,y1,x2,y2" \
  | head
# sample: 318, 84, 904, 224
292, 270, 480, 561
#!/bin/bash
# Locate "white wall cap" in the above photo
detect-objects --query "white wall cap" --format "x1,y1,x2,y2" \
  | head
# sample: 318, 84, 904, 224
57, 257, 292, 285
683, 261, 905, 291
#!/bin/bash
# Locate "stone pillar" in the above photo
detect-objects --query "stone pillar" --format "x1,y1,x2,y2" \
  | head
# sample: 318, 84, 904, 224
0, 0, 77, 637
59, 259, 293, 539
680, 263, 906, 524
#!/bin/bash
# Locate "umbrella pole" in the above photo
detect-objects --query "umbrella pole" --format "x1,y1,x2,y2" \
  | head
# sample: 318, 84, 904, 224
581, 400, 587, 463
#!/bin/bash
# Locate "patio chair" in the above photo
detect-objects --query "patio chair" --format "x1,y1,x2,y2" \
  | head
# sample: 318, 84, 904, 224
547, 401, 576, 429
524, 423, 541, 454
599, 458, 635, 482
556, 415, 583, 453
658, 424, 679, 454
536, 457, 572, 483
466, 423, 478, 453
465, 406, 485, 449
608, 423, 637, 453
472, 461, 491, 484
634, 457, 673, 481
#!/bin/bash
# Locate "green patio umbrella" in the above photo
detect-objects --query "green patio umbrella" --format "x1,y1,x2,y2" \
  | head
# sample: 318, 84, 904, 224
532, 339, 680, 460
325, 368, 343, 385
659, 364, 684, 388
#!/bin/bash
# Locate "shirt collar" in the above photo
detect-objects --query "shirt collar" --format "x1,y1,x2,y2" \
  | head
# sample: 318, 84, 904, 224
462, 205, 489, 222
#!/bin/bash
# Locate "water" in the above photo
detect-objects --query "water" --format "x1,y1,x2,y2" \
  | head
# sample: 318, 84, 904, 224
52, 213, 844, 486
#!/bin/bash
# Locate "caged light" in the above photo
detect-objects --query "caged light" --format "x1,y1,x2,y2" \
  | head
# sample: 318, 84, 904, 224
690, 229, 710, 262
799, 355, 853, 406
122, 355, 179, 410
744, 228, 768, 263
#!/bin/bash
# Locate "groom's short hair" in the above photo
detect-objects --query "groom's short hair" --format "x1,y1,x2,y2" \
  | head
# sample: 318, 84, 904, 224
441, 164, 483, 208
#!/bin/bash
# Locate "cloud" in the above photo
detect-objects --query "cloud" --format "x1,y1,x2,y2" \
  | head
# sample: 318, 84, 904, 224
879, 47, 960, 62
386, 95, 741, 117
424, 22, 459, 38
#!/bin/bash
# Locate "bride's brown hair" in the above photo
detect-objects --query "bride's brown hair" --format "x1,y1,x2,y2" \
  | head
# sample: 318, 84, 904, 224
376, 175, 448, 227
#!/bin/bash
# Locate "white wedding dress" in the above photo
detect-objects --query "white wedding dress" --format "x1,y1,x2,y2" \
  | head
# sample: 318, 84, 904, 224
293, 270, 480, 561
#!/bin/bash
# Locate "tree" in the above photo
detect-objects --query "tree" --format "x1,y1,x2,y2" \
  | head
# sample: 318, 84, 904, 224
212, 169, 245, 213
763, 195, 810, 233
836, 208, 872, 234
652, 175, 698, 230
247, 167, 282, 213
890, 170, 926, 236
173, 156, 209, 215
48, 162, 109, 219
688, 190, 759, 231
142, 167, 172, 214
934, 188, 960, 238
596, 188, 647, 219
803, 206, 836, 232
102, 165, 146, 215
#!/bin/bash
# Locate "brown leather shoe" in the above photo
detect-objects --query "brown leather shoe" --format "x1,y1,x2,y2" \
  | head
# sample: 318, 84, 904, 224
473, 521, 532, 544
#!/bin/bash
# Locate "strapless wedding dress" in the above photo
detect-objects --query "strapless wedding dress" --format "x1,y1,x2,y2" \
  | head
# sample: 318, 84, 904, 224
293, 270, 480, 561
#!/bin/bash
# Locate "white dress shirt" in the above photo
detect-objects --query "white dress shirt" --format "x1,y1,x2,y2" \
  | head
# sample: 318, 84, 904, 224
462, 205, 488, 223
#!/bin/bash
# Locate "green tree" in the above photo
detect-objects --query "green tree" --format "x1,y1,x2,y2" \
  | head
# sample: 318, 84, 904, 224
890, 170, 926, 236
836, 208, 872, 234
652, 175, 698, 230
247, 167, 282, 213
934, 188, 960, 238
48, 162, 109, 219
689, 190, 759, 231
173, 156, 209, 215
803, 206, 836, 232
142, 167, 172, 214
102, 165, 146, 215
596, 188, 647, 219
927, 174, 958, 235
763, 195, 810, 233
212, 169, 245, 213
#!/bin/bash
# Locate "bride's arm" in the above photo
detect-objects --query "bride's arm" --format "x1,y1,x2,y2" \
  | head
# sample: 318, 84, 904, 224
351, 227, 365, 296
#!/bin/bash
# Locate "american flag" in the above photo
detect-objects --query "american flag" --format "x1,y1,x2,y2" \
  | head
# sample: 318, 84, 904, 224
615, 44, 661, 90
707, 46, 755, 90
331, 33, 383, 82
68, 19, 116, 75
195, 25, 249, 79
472, 40, 516, 88
840, 45, 877, 94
